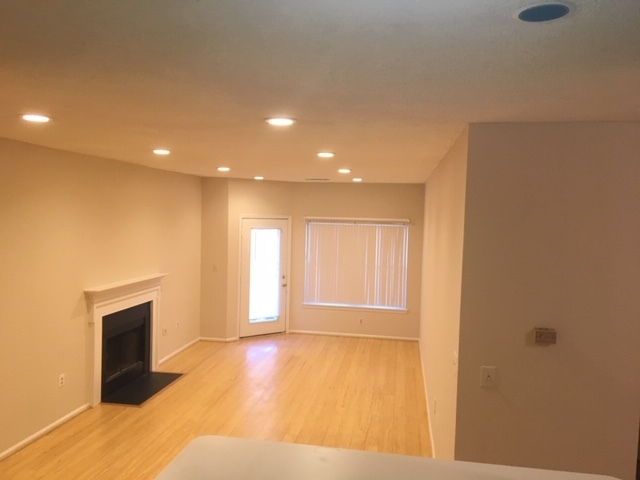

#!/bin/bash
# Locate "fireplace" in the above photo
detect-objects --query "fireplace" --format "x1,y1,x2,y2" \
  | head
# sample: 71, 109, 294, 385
84, 273, 167, 406
101, 302, 151, 400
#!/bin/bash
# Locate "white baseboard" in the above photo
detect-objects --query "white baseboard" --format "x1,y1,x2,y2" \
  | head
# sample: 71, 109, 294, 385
159, 337, 239, 365
418, 339, 436, 459
288, 330, 418, 342
199, 336, 238, 342
158, 337, 200, 365
0, 403, 90, 461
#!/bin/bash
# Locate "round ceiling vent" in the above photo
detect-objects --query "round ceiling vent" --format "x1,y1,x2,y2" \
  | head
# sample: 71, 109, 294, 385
517, 3, 571, 22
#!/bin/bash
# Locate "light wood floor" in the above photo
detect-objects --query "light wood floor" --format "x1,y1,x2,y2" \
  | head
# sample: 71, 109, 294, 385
0, 333, 432, 479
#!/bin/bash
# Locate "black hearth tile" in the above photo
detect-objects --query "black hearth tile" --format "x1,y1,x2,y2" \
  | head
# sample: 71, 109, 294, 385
102, 372, 183, 406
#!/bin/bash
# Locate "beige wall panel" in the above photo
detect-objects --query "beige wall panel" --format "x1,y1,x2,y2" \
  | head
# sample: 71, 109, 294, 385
0, 139, 202, 454
456, 123, 640, 480
226, 179, 294, 338
289, 182, 424, 339
200, 178, 229, 339
218, 180, 424, 340
420, 129, 468, 458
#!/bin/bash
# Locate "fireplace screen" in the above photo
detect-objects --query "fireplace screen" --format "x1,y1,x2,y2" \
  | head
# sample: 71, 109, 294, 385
101, 302, 151, 400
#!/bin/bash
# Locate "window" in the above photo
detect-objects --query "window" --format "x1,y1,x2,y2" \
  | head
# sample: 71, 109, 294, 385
304, 219, 409, 311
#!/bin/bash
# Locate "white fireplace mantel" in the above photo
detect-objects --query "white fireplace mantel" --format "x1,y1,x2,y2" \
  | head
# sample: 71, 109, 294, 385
84, 273, 168, 406
85, 273, 168, 312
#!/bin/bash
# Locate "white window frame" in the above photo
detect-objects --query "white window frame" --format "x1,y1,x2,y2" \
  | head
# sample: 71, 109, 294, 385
303, 217, 410, 312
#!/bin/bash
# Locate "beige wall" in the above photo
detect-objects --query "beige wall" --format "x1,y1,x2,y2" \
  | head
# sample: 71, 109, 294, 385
455, 123, 640, 480
289, 183, 424, 338
200, 179, 425, 340
225, 179, 294, 338
200, 178, 229, 339
0, 139, 202, 455
420, 129, 468, 458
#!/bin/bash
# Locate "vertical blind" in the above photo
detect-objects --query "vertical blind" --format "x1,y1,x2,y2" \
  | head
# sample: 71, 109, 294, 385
304, 220, 409, 310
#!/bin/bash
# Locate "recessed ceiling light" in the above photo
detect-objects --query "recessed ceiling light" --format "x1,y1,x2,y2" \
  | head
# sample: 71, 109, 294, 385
352, 178, 363, 183
317, 152, 334, 158
517, 3, 571, 22
266, 117, 295, 126
218, 167, 230, 172
254, 176, 264, 180
153, 149, 170, 155
22, 114, 50, 123
338, 168, 351, 174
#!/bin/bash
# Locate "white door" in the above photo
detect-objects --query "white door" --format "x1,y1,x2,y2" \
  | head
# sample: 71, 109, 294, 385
239, 218, 289, 338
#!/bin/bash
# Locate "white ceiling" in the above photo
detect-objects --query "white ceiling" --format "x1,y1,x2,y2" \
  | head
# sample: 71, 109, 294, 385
1, 1, 638, 183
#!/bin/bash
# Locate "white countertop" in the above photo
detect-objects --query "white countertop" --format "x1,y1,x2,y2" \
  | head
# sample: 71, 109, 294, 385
155, 436, 618, 480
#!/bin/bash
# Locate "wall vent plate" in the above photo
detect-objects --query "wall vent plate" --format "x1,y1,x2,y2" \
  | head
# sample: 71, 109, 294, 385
534, 327, 557, 345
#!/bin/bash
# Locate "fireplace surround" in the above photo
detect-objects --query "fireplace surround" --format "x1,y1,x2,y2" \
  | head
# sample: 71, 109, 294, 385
84, 273, 167, 406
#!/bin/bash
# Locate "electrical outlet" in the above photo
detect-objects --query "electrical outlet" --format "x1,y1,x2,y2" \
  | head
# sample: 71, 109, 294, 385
480, 366, 498, 388
162, 328, 168, 336
359, 318, 363, 325
58, 373, 65, 388
176, 321, 180, 329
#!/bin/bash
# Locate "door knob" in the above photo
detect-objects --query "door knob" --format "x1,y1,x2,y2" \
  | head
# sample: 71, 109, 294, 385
282, 283, 288, 287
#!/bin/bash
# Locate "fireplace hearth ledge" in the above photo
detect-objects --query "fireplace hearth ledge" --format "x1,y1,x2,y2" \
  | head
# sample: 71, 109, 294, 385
84, 273, 168, 407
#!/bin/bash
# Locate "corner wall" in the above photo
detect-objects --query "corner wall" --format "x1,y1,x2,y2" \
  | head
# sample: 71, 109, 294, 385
200, 178, 229, 339
455, 123, 640, 480
420, 128, 468, 458
0, 139, 202, 455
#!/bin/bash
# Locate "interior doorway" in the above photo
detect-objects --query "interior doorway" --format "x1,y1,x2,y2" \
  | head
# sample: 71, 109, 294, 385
238, 217, 290, 338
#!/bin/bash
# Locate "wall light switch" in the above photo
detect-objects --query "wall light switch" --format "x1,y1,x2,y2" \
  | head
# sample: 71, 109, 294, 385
480, 366, 498, 388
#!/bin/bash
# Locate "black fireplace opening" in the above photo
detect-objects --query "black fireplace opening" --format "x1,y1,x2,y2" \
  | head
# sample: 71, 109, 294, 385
102, 302, 151, 401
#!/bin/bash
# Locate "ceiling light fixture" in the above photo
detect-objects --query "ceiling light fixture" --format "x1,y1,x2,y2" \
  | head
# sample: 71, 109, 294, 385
218, 167, 230, 172
153, 149, 170, 155
22, 114, 50, 123
338, 168, 351, 174
352, 178, 363, 183
517, 3, 571, 22
317, 152, 334, 158
266, 117, 295, 126
254, 176, 264, 180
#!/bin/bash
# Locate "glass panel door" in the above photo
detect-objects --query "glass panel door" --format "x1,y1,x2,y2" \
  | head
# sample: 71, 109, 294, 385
239, 218, 289, 338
